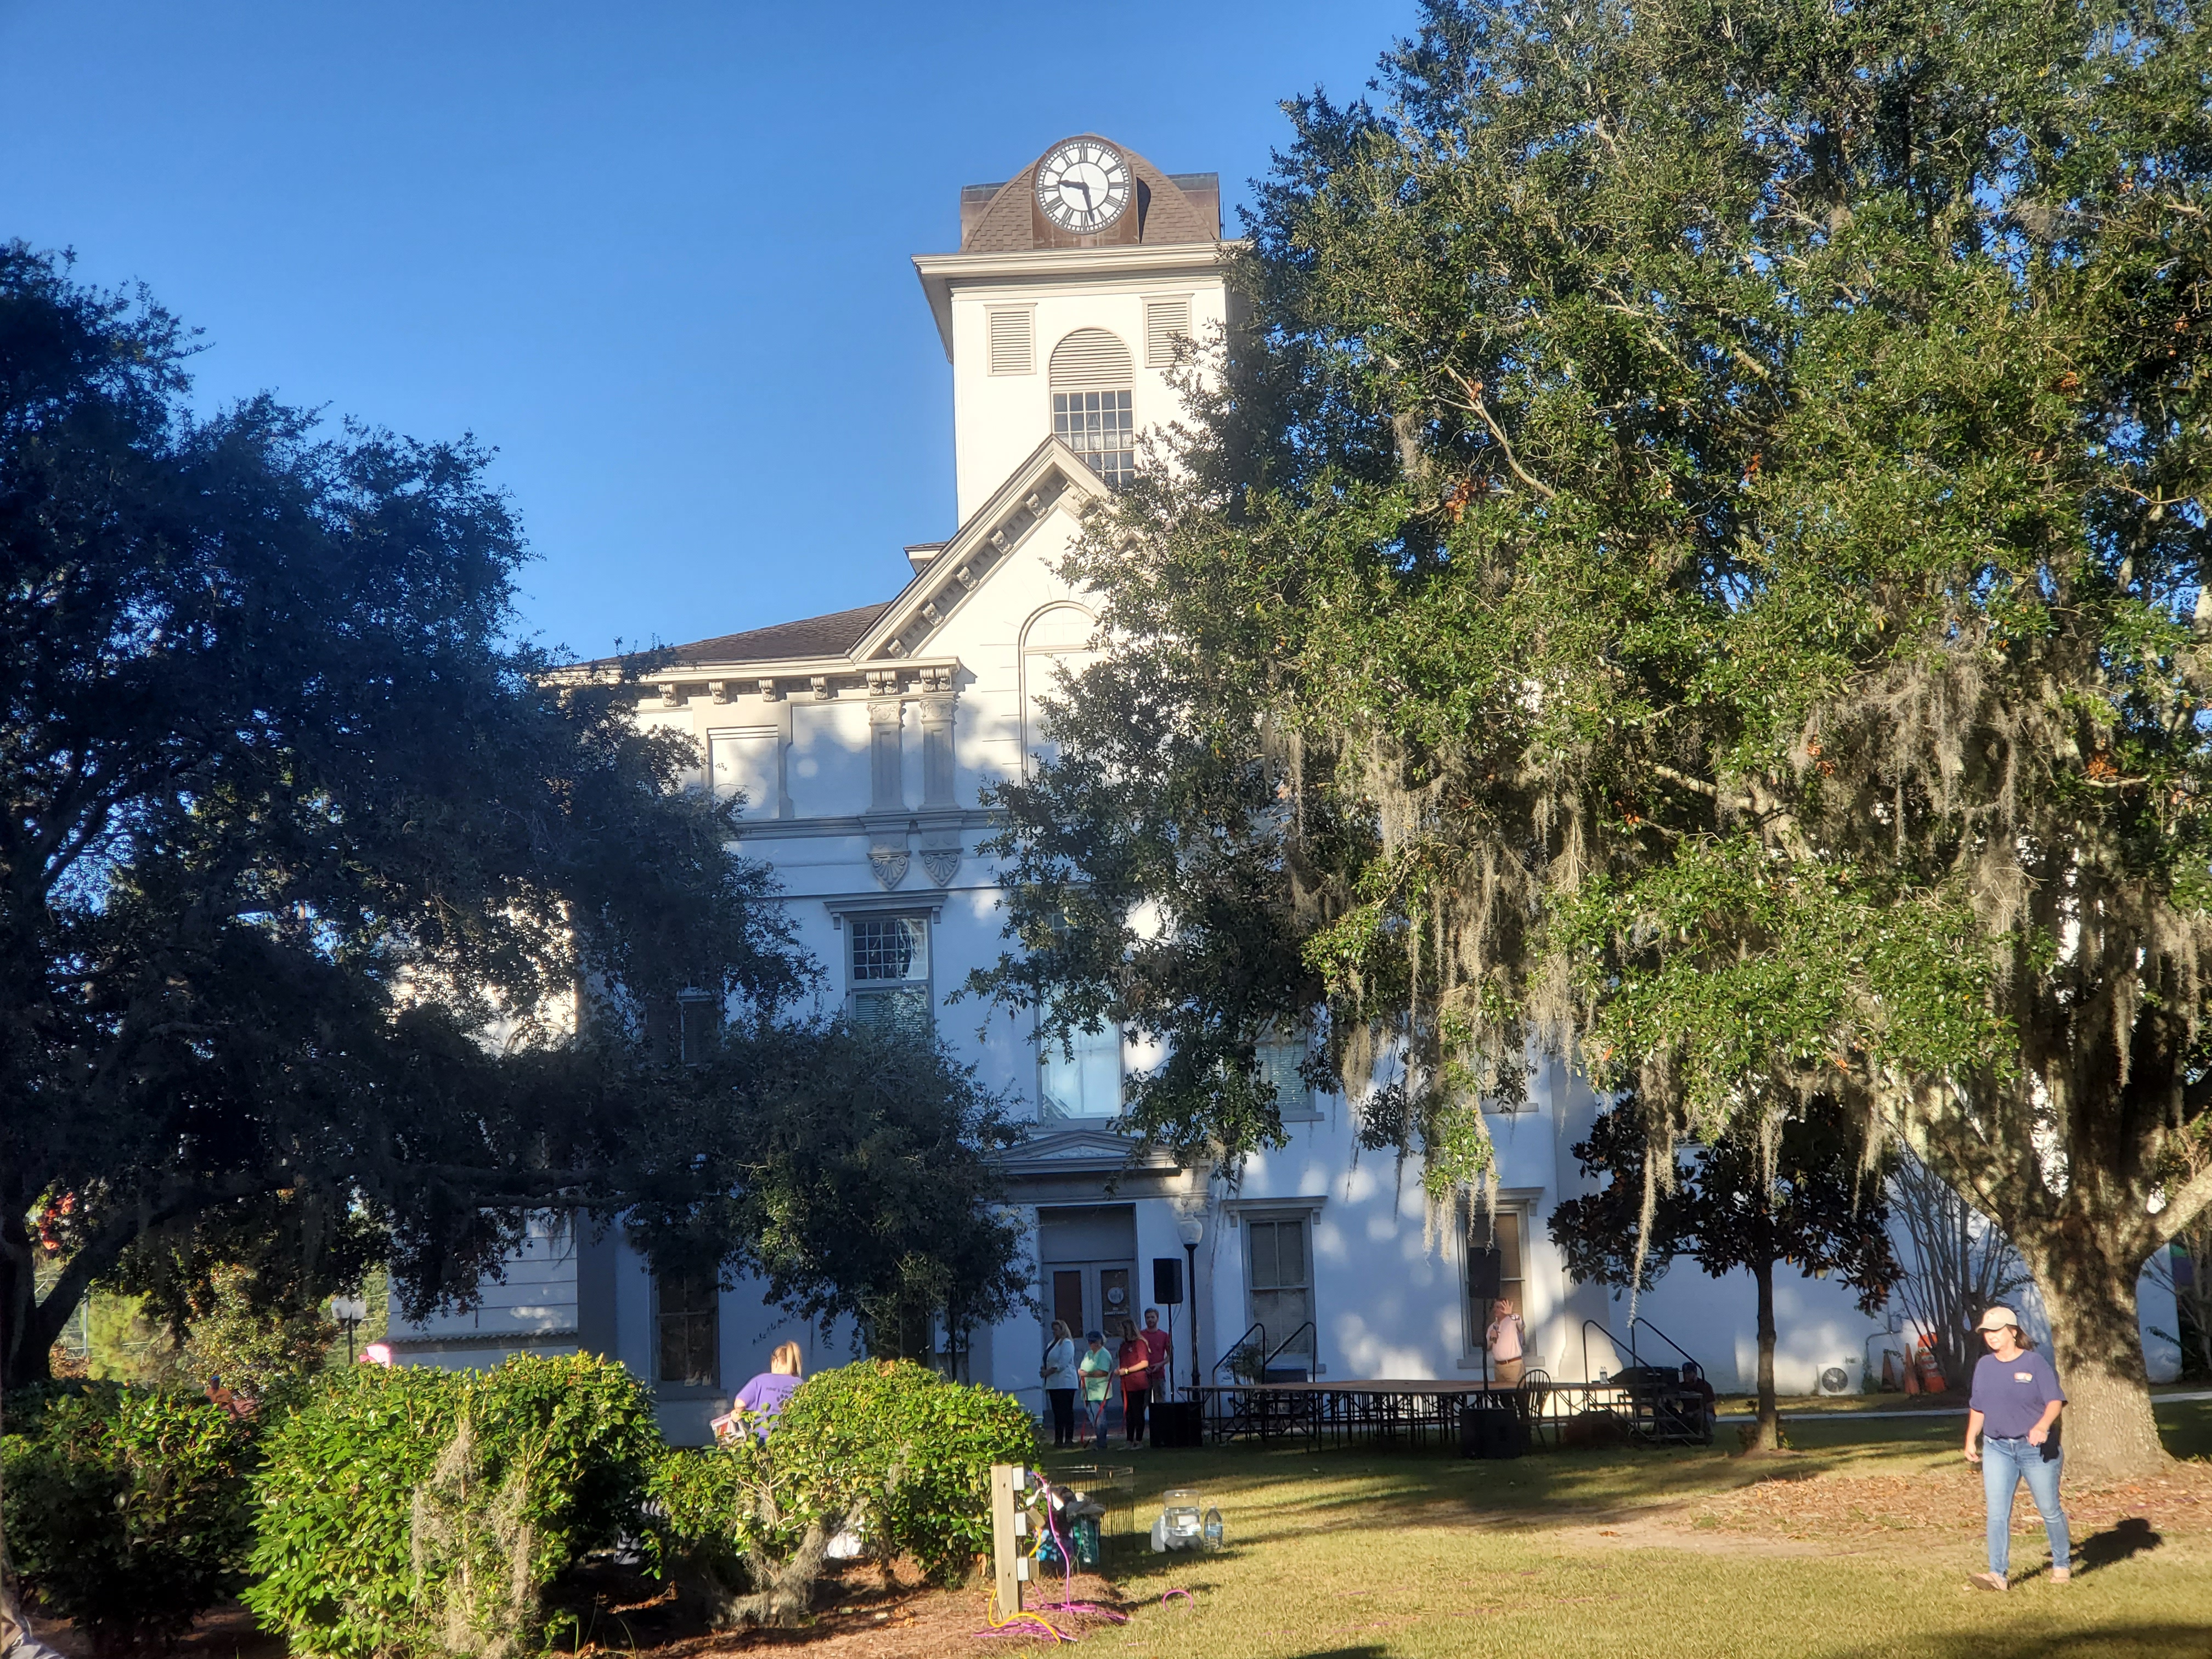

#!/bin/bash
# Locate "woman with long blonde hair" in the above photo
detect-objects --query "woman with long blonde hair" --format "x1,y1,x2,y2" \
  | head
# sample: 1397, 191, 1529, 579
716, 1340, 805, 1441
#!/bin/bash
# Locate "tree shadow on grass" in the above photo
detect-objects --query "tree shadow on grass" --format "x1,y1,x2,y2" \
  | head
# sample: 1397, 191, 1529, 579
2075, 1516, 2164, 1571
1821, 1628, 2211, 1659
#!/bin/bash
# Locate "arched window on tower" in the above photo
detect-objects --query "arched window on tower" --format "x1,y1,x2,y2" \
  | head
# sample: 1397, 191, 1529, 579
1049, 328, 1135, 487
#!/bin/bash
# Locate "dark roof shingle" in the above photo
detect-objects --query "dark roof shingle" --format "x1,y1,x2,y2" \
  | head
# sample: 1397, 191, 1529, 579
663, 601, 891, 665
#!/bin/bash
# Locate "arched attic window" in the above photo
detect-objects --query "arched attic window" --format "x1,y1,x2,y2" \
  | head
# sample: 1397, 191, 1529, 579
1049, 328, 1136, 488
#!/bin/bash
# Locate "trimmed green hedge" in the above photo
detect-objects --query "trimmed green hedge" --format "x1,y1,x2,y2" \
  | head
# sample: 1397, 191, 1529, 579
242, 1353, 659, 1659
648, 1360, 1037, 1593
1, 1381, 257, 1653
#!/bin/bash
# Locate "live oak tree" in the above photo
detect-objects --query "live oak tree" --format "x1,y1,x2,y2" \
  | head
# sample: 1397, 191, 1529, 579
980, 0, 2212, 1477
0, 247, 1017, 1389
1549, 1098, 1901, 1450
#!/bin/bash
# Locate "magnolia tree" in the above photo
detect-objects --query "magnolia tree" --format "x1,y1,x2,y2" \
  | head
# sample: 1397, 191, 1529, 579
1549, 1099, 1901, 1449
977, 0, 2212, 1477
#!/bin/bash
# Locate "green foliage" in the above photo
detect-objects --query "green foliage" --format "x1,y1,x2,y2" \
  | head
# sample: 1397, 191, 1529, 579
241, 1352, 661, 1659
0, 241, 812, 1390
618, 1024, 1032, 1359
646, 1361, 1037, 1594
1, 1382, 256, 1653
977, 0, 2212, 1471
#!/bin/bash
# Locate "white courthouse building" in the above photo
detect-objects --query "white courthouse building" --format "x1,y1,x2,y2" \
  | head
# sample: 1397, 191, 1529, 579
390, 136, 2181, 1439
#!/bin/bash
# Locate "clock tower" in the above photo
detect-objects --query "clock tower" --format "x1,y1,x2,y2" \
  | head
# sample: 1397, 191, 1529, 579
913, 136, 1229, 522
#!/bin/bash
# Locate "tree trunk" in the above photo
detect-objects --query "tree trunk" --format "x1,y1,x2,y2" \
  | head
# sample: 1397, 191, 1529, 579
1751, 1255, 1781, 1452
2024, 1240, 2167, 1482
0, 1209, 60, 1391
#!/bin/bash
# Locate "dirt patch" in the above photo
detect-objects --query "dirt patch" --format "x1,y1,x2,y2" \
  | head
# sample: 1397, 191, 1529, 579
1677, 1461, 2212, 1544
652, 1565, 1128, 1658
27, 1564, 1131, 1659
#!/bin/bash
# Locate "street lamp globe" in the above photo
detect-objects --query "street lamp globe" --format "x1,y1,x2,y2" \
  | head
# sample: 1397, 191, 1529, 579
1177, 1216, 1204, 1247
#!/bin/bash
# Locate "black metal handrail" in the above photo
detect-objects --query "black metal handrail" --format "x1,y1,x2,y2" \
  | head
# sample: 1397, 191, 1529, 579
1624, 1314, 1700, 1373
1260, 1319, 1317, 1376
1580, 1317, 1618, 1383
1582, 1313, 1705, 1383
1212, 1321, 1267, 1385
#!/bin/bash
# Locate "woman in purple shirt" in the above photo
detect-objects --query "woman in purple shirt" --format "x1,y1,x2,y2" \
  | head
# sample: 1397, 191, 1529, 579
1963, 1306, 2069, 1590
715, 1341, 804, 1440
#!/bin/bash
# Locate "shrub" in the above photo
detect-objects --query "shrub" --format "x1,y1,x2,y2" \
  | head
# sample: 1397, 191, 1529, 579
0, 1381, 257, 1654
773, 1360, 1037, 1580
645, 1360, 1036, 1629
242, 1352, 661, 1659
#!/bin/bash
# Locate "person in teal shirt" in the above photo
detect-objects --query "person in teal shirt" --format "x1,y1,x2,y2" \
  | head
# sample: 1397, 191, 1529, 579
1077, 1330, 1115, 1451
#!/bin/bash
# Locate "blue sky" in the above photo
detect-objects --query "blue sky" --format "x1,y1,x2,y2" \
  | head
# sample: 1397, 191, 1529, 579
0, 2, 1414, 659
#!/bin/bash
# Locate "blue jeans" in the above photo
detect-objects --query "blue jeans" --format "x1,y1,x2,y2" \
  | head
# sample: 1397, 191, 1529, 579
1982, 1435, 2069, 1576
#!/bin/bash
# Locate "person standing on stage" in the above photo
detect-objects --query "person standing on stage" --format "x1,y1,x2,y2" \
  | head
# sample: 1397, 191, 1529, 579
1115, 1317, 1152, 1445
1486, 1296, 1526, 1386
1141, 1306, 1173, 1395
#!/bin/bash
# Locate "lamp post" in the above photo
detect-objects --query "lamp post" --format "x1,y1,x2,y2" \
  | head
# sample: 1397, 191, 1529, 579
329, 1294, 368, 1364
1176, 1216, 1204, 1398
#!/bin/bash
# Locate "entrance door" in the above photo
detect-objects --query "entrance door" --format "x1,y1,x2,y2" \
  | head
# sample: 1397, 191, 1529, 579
1097, 1264, 1133, 1331
1039, 1205, 1139, 1358
1050, 1269, 1085, 1338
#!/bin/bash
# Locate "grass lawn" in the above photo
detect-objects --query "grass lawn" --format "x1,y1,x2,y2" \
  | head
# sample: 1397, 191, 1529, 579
1019, 1399, 2212, 1659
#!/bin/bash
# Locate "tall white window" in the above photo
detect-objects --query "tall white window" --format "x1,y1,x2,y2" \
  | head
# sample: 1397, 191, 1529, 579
655, 1263, 720, 1389
1039, 1009, 1121, 1120
1244, 1214, 1315, 1372
1257, 1027, 1321, 1121
850, 915, 932, 1040
1049, 328, 1135, 487
1465, 1204, 1526, 1355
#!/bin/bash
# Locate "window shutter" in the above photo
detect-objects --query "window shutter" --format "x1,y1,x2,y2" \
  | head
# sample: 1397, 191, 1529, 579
1145, 297, 1192, 368
1048, 328, 1134, 390
988, 308, 1034, 375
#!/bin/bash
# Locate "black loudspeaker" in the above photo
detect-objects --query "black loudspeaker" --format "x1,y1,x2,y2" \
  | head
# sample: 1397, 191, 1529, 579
1149, 1400, 1203, 1447
1460, 1401, 1528, 1459
1152, 1257, 1184, 1306
1466, 1249, 1503, 1301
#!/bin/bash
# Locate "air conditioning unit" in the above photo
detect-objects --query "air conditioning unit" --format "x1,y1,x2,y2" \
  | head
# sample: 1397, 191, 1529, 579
1816, 1357, 1862, 1396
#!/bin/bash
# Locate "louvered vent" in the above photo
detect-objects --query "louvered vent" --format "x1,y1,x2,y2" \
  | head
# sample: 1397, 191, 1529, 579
1145, 297, 1192, 368
1048, 328, 1134, 390
988, 308, 1034, 375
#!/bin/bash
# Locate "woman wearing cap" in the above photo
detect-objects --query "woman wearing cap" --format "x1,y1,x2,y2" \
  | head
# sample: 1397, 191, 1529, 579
1964, 1305, 2070, 1590
1077, 1330, 1115, 1450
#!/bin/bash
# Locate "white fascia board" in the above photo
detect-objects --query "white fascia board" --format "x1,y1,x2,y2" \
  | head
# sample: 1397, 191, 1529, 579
912, 241, 1245, 360
849, 435, 1111, 661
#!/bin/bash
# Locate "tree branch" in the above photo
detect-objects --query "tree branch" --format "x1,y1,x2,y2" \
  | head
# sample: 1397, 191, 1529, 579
1438, 365, 1558, 501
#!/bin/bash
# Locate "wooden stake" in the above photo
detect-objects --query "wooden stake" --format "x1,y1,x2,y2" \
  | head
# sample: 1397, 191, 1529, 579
989, 1463, 1023, 1618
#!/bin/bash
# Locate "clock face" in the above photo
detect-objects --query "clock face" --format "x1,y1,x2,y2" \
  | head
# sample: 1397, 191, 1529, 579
1035, 139, 1132, 235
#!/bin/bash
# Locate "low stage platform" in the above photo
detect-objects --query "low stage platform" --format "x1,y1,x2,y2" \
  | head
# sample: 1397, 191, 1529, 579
1190, 1375, 1711, 1450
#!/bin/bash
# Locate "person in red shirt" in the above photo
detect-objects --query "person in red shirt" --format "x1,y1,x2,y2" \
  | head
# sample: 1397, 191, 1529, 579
1114, 1318, 1152, 1445
1141, 1307, 1173, 1396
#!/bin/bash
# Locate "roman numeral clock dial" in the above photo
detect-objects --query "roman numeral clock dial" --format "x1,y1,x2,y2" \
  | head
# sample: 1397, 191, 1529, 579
1035, 140, 1131, 234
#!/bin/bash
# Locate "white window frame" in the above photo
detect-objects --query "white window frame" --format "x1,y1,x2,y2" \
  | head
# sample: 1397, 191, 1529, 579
1256, 1026, 1322, 1122
1240, 1209, 1317, 1373
653, 1262, 721, 1393
1459, 1192, 1538, 1370
1036, 1003, 1122, 1121
846, 912, 934, 1040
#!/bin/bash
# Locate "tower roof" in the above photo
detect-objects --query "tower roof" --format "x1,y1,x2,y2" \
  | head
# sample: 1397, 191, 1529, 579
955, 140, 1219, 253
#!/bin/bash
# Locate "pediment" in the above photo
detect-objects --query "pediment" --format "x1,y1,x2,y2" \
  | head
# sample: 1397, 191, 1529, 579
853, 437, 1109, 664
998, 1125, 1178, 1175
